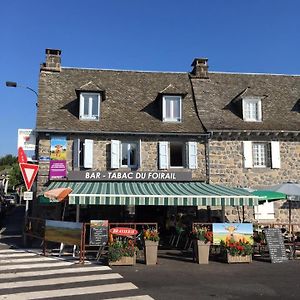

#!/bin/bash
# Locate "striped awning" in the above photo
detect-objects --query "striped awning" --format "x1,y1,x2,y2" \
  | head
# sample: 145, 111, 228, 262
44, 181, 260, 206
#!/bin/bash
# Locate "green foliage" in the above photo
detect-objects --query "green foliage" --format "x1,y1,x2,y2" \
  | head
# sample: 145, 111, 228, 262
0, 155, 17, 166
108, 239, 137, 262
8, 163, 24, 188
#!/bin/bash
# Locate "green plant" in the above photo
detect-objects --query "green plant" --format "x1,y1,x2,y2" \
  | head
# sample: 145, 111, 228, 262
190, 225, 213, 243
220, 238, 253, 256
143, 228, 159, 242
108, 239, 137, 262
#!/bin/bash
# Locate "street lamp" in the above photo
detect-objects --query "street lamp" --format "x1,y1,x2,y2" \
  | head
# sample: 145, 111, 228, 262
5, 81, 38, 106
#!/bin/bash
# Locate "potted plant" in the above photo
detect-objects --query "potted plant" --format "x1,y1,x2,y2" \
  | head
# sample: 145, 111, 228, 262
143, 228, 159, 265
191, 225, 212, 264
108, 236, 137, 266
220, 238, 253, 263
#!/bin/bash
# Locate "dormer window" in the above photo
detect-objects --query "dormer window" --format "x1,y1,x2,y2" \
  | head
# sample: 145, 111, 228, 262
79, 92, 101, 121
242, 97, 262, 122
162, 95, 182, 122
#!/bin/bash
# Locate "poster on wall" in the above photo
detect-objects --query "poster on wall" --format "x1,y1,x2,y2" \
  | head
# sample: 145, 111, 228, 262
49, 136, 67, 179
212, 223, 253, 245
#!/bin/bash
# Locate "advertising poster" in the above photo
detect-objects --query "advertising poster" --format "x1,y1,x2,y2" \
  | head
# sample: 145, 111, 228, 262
49, 136, 67, 179
18, 129, 36, 151
49, 160, 67, 179
212, 223, 253, 245
45, 220, 83, 246
50, 137, 67, 160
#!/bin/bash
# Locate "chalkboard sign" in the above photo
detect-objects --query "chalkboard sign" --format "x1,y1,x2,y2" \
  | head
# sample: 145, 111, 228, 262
264, 228, 288, 263
89, 220, 108, 246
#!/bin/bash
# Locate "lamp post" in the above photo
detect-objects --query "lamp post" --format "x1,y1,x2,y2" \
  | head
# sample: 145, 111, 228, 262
6, 81, 38, 106
5, 81, 38, 246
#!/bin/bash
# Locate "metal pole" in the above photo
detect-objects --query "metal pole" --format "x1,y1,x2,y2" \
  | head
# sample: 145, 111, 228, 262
23, 200, 29, 246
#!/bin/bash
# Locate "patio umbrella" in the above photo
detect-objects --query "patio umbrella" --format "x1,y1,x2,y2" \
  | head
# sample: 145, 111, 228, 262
251, 190, 287, 203
264, 183, 300, 231
44, 187, 72, 201
44, 187, 73, 221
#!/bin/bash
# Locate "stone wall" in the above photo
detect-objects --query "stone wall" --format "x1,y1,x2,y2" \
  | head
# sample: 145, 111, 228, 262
208, 136, 300, 225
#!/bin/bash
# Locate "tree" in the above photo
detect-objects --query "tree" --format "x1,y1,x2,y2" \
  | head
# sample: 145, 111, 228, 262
8, 163, 24, 188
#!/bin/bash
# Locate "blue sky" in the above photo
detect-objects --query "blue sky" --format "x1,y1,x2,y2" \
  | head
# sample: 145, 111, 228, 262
1, 0, 300, 157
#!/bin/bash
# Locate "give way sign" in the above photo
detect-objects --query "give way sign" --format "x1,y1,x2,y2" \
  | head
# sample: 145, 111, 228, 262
19, 163, 39, 191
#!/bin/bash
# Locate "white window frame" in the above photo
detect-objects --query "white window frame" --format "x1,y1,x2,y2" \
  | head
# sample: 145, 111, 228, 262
121, 142, 138, 168
162, 95, 182, 122
254, 201, 275, 220
79, 92, 101, 121
242, 97, 262, 122
252, 142, 270, 168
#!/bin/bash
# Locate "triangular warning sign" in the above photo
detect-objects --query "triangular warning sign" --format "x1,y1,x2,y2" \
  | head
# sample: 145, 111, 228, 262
19, 163, 39, 191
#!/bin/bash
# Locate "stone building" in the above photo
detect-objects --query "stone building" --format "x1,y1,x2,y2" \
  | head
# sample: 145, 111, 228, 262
34, 49, 299, 226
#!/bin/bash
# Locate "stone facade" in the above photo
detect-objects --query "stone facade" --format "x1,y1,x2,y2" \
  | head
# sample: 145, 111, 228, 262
208, 135, 300, 225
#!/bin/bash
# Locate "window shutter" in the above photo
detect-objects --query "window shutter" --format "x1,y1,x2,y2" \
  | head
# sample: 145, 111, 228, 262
73, 139, 80, 169
138, 139, 142, 168
83, 139, 93, 168
257, 100, 262, 121
243, 141, 253, 168
187, 141, 197, 169
159, 141, 169, 169
271, 141, 281, 168
111, 140, 120, 169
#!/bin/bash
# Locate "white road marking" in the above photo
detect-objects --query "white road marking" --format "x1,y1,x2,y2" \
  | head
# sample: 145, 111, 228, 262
0, 273, 122, 289
0, 282, 138, 300
0, 252, 39, 258
0, 256, 74, 263
0, 260, 73, 271
1, 265, 111, 279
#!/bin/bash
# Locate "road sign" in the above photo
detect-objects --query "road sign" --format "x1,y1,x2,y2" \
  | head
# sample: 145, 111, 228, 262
18, 147, 27, 163
19, 163, 39, 191
23, 191, 33, 201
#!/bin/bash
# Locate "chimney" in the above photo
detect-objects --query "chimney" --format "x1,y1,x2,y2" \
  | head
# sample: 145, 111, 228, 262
41, 49, 62, 72
191, 58, 209, 79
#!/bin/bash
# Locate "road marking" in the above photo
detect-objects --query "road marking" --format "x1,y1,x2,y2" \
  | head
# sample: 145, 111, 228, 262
0, 252, 39, 258
0, 256, 75, 263
103, 296, 155, 300
0, 273, 122, 289
1, 260, 73, 271
0, 282, 138, 300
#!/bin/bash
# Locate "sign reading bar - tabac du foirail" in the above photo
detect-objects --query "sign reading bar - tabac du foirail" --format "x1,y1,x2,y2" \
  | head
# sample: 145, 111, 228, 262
68, 171, 192, 182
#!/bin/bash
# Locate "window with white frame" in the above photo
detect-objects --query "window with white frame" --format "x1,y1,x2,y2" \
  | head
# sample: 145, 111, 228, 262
121, 142, 138, 168
73, 138, 94, 169
254, 201, 275, 220
79, 92, 101, 120
162, 95, 182, 122
111, 140, 141, 169
243, 141, 280, 169
252, 143, 270, 168
159, 141, 197, 169
242, 97, 262, 122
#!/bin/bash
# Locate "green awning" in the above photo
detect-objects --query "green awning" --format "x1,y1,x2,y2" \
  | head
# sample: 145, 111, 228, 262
251, 190, 287, 203
43, 181, 259, 206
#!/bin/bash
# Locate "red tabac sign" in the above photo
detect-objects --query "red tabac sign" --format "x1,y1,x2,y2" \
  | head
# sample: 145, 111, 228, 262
109, 227, 138, 236
18, 147, 27, 164
19, 163, 39, 191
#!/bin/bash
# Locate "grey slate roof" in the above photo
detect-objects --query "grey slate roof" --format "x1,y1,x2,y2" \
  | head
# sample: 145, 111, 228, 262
36, 68, 204, 134
191, 72, 300, 132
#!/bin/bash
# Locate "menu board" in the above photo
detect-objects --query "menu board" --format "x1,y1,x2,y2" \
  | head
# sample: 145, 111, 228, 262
264, 228, 288, 263
89, 220, 108, 246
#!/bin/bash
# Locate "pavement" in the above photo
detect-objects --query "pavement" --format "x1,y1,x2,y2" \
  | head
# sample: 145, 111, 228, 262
1, 208, 300, 299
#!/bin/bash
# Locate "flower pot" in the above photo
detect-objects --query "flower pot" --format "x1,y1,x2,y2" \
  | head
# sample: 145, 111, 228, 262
193, 240, 210, 264
227, 253, 252, 264
109, 254, 136, 266
144, 240, 158, 265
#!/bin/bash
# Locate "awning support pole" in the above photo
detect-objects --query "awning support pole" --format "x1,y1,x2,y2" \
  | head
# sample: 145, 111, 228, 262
76, 205, 80, 222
